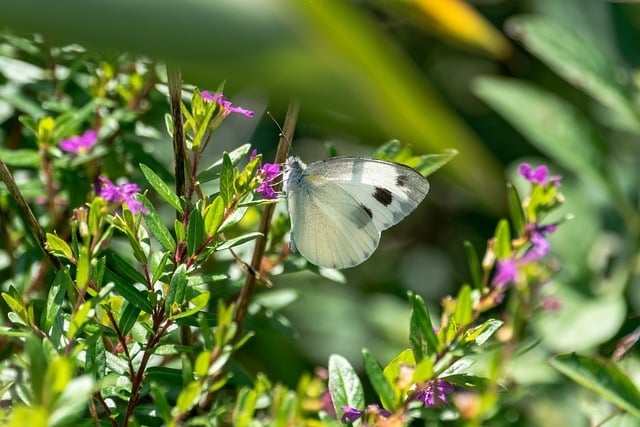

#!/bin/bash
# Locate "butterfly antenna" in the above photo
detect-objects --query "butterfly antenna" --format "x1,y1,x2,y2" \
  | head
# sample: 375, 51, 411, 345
267, 110, 292, 150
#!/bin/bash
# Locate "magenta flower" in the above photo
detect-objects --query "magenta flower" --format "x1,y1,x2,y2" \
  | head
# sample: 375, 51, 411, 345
98, 176, 148, 215
415, 380, 455, 408
492, 223, 557, 288
250, 149, 281, 200
201, 90, 254, 118
492, 258, 518, 288
340, 406, 363, 424
59, 130, 98, 154
339, 405, 391, 424
519, 163, 561, 186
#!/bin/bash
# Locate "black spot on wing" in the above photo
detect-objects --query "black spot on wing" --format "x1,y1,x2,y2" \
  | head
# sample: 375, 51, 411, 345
361, 204, 373, 219
373, 187, 393, 206
396, 174, 408, 187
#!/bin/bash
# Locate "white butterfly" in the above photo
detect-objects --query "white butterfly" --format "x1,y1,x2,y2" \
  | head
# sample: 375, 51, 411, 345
283, 156, 430, 269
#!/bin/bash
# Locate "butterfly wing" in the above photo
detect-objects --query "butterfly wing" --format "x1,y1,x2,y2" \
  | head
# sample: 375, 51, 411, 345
303, 157, 430, 232
286, 170, 381, 269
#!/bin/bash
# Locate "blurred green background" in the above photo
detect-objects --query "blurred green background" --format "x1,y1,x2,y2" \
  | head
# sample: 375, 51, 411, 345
2, 0, 640, 424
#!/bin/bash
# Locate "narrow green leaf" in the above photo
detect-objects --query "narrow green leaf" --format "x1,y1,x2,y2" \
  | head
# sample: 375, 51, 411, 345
453, 284, 473, 327
220, 152, 234, 207
176, 381, 202, 414
506, 183, 525, 236
166, 264, 188, 312
215, 232, 262, 251
463, 241, 482, 290
362, 349, 395, 411
463, 318, 503, 346
0, 148, 39, 167
412, 149, 459, 177
141, 196, 176, 252
328, 354, 365, 419
118, 302, 141, 336
103, 259, 152, 314
149, 382, 172, 425
42, 268, 71, 332
68, 301, 91, 339
409, 292, 438, 361
49, 375, 94, 427
203, 196, 225, 237
551, 354, 640, 418
76, 246, 90, 290
194, 350, 211, 379
46, 233, 73, 260
187, 208, 205, 256
140, 163, 183, 214
494, 219, 511, 259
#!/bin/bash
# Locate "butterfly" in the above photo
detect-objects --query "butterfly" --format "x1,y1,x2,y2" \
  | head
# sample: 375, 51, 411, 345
283, 156, 430, 269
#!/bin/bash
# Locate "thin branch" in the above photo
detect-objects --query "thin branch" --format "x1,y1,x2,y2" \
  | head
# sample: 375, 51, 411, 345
0, 159, 62, 271
233, 99, 299, 338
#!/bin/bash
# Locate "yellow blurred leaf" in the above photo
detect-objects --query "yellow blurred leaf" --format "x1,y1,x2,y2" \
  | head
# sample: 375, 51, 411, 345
399, 0, 511, 59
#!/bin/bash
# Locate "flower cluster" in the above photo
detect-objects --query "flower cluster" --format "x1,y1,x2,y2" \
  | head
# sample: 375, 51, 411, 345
59, 129, 98, 154
492, 163, 562, 289
98, 176, 148, 215
250, 149, 281, 200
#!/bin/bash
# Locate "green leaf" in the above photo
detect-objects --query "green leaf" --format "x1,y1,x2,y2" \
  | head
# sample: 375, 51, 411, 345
197, 143, 252, 183
550, 353, 640, 418
506, 15, 639, 129
68, 301, 91, 339
186, 208, 205, 256
215, 232, 263, 251
149, 382, 172, 425
328, 354, 365, 420
176, 381, 202, 414
142, 196, 176, 252
166, 264, 188, 312
219, 152, 234, 207
42, 268, 71, 332
140, 163, 183, 214
463, 318, 503, 346
409, 292, 438, 361
463, 241, 482, 290
453, 284, 473, 327
0, 148, 39, 167
104, 253, 153, 313
49, 375, 94, 427
203, 196, 225, 237
46, 233, 73, 260
411, 149, 459, 177
171, 291, 210, 320
506, 183, 525, 236
494, 219, 511, 259
362, 349, 395, 411
383, 349, 415, 406
76, 246, 90, 290
118, 302, 141, 336
473, 77, 606, 188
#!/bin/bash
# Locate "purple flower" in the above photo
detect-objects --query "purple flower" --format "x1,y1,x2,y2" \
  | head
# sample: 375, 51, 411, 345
98, 176, 148, 215
340, 406, 363, 423
201, 90, 254, 118
492, 258, 518, 288
416, 380, 455, 408
340, 405, 391, 424
519, 163, 561, 186
250, 149, 281, 200
59, 130, 98, 154
492, 223, 557, 288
